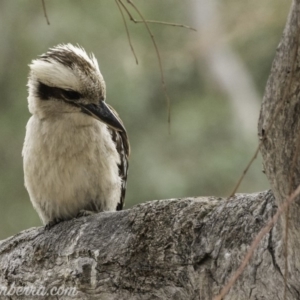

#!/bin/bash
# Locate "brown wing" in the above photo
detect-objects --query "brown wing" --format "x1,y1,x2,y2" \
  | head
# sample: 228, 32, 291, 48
107, 105, 130, 211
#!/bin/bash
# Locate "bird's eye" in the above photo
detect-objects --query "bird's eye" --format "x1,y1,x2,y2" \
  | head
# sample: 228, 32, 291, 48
61, 89, 81, 100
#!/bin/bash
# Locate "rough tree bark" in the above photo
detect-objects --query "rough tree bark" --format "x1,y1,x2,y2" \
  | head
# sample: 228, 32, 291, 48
1, 1, 300, 299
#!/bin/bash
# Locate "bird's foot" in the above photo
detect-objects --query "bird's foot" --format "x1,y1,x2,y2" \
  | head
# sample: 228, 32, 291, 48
44, 218, 63, 230
76, 210, 96, 218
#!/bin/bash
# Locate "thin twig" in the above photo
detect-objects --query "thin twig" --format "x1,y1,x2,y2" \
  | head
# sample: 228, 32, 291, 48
126, 0, 171, 132
214, 183, 300, 300
118, 1, 195, 31
228, 147, 260, 198
130, 20, 196, 31
41, 0, 50, 25
116, 0, 138, 64
118, 0, 134, 20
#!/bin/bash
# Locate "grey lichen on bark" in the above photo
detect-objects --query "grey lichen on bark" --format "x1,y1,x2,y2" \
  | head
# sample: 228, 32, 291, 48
2, 0, 300, 299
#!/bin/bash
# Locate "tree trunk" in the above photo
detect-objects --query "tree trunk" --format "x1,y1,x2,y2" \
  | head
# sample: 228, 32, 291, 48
1, 1, 300, 299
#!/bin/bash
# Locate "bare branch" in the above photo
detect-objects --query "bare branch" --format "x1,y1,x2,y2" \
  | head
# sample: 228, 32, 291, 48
118, 1, 195, 31
116, 0, 138, 64
130, 20, 196, 31
228, 146, 260, 198
125, 0, 171, 132
118, 0, 135, 21
41, 0, 50, 25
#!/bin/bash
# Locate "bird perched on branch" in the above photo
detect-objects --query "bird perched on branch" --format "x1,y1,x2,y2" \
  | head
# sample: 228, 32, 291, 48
23, 44, 130, 227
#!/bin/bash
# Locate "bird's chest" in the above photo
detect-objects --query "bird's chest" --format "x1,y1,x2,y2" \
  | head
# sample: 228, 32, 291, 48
32, 120, 100, 171
24, 116, 120, 195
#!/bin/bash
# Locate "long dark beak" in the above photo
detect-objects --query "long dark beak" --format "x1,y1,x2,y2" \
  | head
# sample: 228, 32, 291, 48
80, 101, 125, 132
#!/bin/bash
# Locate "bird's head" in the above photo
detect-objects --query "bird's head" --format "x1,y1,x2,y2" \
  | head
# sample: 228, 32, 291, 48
27, 44, 125, 132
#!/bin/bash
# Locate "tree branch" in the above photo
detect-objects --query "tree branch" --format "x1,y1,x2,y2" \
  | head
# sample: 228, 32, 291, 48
0, 192, 286, 299
41, 0, 50, 25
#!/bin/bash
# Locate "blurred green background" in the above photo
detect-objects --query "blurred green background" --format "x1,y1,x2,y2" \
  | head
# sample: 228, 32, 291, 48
0, 0, 291, 239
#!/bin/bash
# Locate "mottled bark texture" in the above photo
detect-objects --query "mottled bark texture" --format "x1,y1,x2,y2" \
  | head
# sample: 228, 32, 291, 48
0, 192, 285, 300
258, 0, 300, 296
1, 1, 300, 299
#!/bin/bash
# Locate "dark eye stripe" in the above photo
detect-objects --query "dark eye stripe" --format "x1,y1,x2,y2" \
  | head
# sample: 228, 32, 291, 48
37, 81, 82, 101
61, 89, 81, 100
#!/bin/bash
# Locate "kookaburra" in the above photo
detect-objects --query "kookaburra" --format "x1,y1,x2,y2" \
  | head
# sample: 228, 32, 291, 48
22, 44, 130, 226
